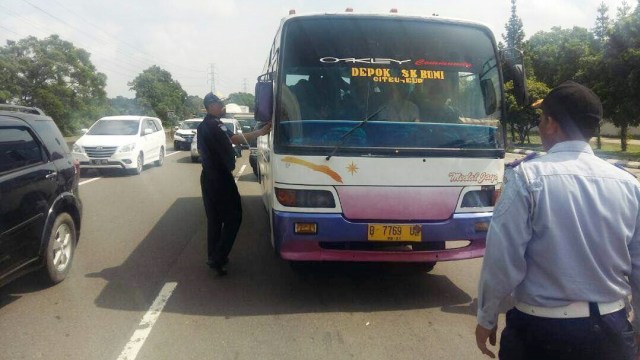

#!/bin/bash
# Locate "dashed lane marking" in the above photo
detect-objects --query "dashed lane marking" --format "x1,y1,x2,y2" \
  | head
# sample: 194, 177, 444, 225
116, 282, 178, 360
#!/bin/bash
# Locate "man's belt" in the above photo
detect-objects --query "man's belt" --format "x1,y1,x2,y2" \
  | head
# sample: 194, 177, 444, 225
515, 299, 625, 319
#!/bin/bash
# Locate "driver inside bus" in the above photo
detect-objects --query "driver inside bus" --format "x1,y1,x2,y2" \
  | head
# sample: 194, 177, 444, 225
376, 83, 419, 122
412, 80, 462, 123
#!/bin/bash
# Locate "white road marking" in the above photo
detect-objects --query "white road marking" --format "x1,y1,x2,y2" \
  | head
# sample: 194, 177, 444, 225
165, 151, 180, 158
116, 282, 178, 360
79, 177, 101, 186
235, 164, 246, 183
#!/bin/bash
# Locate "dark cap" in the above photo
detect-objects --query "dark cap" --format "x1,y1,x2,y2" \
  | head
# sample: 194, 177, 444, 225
533, 81, 602, 138
203, 92, 224, 107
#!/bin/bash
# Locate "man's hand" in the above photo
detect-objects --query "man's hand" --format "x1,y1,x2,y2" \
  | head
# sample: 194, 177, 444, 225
475, 324, 497, 358
258, 122, 272, 136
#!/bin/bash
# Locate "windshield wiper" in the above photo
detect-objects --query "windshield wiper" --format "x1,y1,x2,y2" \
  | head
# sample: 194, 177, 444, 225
325, 105, 385, 161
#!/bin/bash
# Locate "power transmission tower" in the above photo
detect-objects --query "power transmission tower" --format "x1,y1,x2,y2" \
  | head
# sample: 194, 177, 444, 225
242, 78, 248, 93
208, 64, 216, 93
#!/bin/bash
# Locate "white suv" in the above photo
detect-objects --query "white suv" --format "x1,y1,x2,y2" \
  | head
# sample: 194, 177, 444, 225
173, 118, 202, 150
72, 116, 166, 175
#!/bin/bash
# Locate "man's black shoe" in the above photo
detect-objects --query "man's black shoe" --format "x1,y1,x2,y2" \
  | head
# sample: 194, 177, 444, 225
213, 264, 228, 276
207, 260, 228, 276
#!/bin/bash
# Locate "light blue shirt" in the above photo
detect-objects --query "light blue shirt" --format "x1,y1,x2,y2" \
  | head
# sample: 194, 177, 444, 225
477, 141, 640, 329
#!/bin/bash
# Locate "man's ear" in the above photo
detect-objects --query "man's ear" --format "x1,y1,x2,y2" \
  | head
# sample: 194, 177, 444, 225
545, 115, 560, 134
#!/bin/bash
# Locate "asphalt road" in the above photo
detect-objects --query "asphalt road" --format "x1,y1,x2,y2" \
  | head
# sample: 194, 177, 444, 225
2, 147, 631, 360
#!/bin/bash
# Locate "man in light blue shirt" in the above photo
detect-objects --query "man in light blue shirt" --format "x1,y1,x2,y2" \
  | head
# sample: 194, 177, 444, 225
475, 81, 640, 359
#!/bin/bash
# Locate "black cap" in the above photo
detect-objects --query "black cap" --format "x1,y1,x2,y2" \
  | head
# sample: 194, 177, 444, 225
203, 92, 224, 107
533, 81, 602, 138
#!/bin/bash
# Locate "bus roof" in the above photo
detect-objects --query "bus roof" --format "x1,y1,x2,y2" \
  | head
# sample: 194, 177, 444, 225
278, 12, 493, 35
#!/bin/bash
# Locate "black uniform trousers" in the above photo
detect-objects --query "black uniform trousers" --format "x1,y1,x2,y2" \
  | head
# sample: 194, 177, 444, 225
200, 171, 242, 266
499, 306, 637, 360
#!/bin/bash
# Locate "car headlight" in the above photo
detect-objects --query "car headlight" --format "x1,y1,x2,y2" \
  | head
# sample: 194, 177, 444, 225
72, 143, 84, 154
118, 143, 136, 153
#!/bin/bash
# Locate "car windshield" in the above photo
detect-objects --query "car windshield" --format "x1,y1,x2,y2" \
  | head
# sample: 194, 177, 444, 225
276, 18, 502, 154
222, 120, 237, 133
87, 120, 140, 135
181, 121, 201, 130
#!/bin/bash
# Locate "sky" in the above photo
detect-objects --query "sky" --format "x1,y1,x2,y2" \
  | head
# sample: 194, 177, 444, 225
0, 0, 631, 99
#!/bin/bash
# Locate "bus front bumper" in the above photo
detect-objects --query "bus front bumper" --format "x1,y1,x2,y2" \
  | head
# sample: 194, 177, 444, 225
273, 211, 489, 262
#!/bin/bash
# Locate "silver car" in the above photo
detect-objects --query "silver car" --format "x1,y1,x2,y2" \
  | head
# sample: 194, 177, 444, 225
190, 118, 243, 162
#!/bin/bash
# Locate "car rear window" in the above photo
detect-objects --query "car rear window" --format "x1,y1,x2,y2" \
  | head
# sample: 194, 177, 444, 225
0, 127, 45, 173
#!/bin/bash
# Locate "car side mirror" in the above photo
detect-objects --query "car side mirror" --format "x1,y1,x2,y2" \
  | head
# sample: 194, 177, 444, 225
144, 128, 153, 135
511, 64, 529, 106
255, 76, 273, 123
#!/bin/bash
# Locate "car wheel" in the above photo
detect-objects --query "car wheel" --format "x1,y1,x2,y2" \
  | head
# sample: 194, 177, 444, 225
191, 155, 199, 163
252, 165, 258, 177
174, 141, 180, 151
128, 152, 143, 175
155, 146, 165, 166
41, 213, 76, 284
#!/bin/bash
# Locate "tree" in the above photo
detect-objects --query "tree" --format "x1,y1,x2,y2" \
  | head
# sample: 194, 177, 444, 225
504, 79, 550, 144
501, 0, 526, 143
185, 95, 204, 118
128, 66, 188, 125
109, 96, 153, 116
594, 2, 611, 47
225, 92, 255, 112
617, 1, 632, 19
503, 0, 525, 50
599, 2, 640, 151
527, 27, 598, 87
0, 35, 108, 135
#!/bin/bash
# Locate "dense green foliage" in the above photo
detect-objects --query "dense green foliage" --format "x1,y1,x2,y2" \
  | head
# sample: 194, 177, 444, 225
0, 35, 108, 135
504, 0, 640, 148
128, 65, 189, 126
225, 92, 255, 112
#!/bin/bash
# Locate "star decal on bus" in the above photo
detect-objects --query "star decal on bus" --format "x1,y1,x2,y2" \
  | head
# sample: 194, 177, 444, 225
347, 162, 359, 175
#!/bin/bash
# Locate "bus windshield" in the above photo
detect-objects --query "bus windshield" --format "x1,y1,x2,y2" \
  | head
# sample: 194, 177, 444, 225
276, 17, 503, 155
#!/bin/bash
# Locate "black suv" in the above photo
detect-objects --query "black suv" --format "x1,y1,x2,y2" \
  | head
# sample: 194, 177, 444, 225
0, 105, 82, 287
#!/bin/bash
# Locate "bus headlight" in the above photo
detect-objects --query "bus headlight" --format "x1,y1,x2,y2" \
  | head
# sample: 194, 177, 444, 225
461, 185, 499, 207
275, 188, 336, 208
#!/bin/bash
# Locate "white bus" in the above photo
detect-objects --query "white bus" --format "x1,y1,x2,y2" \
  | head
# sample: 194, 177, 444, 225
254, 11, 527, 270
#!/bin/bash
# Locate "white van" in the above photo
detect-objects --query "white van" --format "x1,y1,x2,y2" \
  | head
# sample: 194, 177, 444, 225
72, 116, 166, 175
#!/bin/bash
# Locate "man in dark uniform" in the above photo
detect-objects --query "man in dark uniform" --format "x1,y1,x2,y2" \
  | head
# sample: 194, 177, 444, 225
198, 92, 271, 275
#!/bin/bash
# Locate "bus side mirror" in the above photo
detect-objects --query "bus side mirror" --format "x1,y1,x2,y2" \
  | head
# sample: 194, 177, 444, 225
255, 79, 273, 123
480, 79, 497, 115
511, 64, 529, 106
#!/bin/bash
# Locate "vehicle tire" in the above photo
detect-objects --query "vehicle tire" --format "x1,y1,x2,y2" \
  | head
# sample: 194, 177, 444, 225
128, 152, 143, 175
155, 146, 165, 166
191, 155, 199, 163
41, 213, 76, 284
252, 164, 258, 178
174, 141, 180, 151
421, 262, 436, 273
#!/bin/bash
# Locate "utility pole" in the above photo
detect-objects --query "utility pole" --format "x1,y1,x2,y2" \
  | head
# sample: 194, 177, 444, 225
208, 63, 216, 93
242, 78, 248, 93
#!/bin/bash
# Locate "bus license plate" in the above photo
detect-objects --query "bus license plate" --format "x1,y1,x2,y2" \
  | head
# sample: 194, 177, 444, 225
367, 224, 422, 242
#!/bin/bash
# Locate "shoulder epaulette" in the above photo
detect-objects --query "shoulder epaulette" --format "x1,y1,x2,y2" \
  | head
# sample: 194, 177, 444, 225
506, 152, 538, 168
